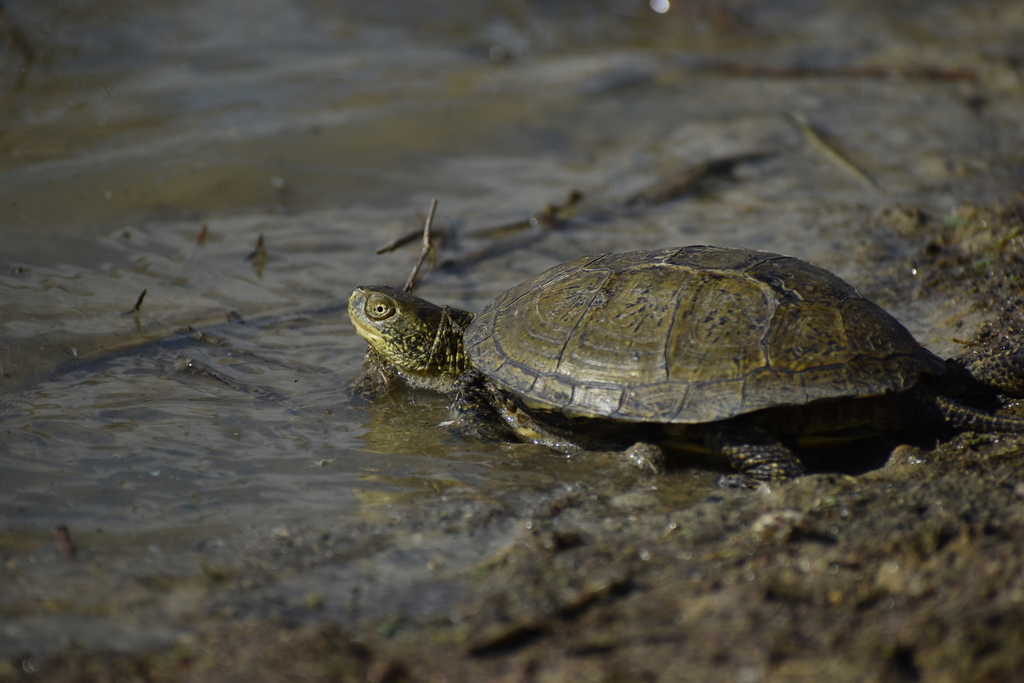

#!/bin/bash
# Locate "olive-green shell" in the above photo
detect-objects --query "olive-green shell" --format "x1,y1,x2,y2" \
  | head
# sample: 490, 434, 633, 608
463, 246, 946, 424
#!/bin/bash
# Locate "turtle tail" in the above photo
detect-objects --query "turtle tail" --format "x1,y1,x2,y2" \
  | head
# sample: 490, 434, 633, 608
933, 393, 1024, 433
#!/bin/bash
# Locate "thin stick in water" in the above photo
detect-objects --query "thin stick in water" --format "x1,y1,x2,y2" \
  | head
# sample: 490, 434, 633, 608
404, 198, 438, 293
54, 524, 76, 559
787, 111, 879, 192
121, 289, 147, 316
246, 233, 267, 261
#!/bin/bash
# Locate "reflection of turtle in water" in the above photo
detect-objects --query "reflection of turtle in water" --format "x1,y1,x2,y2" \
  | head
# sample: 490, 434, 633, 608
349, 246, 1024, 482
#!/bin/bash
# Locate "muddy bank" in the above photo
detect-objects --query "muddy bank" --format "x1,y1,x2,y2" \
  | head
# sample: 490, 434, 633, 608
5, 197, 1024, 683
9, 431, 1024, 682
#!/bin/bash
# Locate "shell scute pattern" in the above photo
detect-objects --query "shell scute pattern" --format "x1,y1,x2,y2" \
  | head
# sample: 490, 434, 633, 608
502, 262, 609, 379
463, 246, 939, 425
665, 269, 774, 384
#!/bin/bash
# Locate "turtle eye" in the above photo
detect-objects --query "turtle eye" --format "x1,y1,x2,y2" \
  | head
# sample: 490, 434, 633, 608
366, 295, 395, 321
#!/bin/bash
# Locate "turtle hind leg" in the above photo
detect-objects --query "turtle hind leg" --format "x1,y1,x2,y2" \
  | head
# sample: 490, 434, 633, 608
702, 423, 806, 485
975, 349, 1024, 395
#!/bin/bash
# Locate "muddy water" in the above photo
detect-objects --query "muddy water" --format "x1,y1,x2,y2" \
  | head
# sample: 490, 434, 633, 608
1, 0, 1023, 659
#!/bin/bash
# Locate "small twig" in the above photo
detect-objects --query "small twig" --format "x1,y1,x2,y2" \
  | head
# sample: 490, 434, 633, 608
466, 190, 584, 239
245, 233, 267, 261
440, 228, 548, 272
464, 216, 535, 240
121, 289, 147, 316
625, 162, 710, 206
786, 111, 879, 192
246, 233, 269, 277
439, 192, 582, 271
625, 151, 775, 206
376, 208, 450, 255
952, 337, 981, 347
176, 357, 282, 400
404, 198, 438, 293
376, 230, 422, 255
703, 63, 976, 82
54, 524, 76, 560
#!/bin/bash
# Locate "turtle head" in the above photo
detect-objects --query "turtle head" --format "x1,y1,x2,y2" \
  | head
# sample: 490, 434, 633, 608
348, 285, 474, 391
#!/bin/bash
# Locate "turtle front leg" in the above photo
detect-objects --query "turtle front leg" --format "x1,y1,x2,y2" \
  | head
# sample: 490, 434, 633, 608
446, 372, 665, 474
447, 370, 604, 456
702, 423, 806, 485
444, 370, 519, 443
446, 370, 580, 447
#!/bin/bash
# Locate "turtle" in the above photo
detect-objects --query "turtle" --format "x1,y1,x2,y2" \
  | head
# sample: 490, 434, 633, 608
348, 245, 1024, 482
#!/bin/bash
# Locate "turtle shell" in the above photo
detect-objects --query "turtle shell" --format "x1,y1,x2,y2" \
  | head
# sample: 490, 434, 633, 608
463, 246, 946, 424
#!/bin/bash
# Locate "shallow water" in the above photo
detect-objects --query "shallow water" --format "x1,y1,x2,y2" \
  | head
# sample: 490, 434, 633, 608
1, 0, 1023, 657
